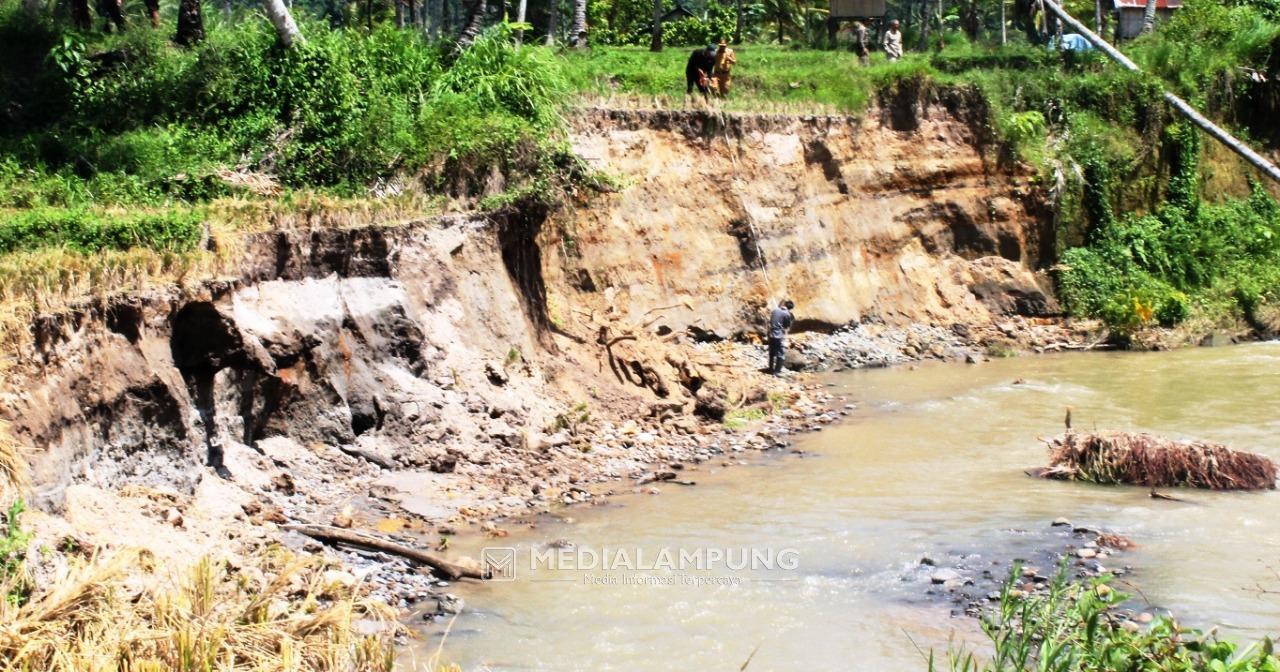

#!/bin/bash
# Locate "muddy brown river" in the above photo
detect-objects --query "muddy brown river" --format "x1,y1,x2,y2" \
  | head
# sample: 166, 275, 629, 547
422, 343, 1280, 671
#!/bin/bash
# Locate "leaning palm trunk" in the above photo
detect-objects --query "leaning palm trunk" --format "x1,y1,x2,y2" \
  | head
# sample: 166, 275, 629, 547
1037, 431, 1278, 490
458, 0, 486, 45
264, 0, 304, 46
1141, 0, 1157, 35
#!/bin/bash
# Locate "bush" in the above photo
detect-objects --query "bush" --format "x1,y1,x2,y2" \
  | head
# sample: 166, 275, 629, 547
0, 14, 571, 206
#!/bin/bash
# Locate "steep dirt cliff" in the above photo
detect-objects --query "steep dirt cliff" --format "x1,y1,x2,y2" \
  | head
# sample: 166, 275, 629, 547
0, 98, 1065, 576
549, 99, 1056, 341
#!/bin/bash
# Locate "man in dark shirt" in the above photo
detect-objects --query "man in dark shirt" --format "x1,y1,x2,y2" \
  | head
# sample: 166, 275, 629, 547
686, 44, 717, 99
768, 299, 795, 375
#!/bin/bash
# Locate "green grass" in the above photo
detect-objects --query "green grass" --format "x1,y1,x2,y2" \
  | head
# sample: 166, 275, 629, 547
936, 563, 1280, 671
560, 44, 938, 114
723, 407, 767, 430
0, 208, 204, 255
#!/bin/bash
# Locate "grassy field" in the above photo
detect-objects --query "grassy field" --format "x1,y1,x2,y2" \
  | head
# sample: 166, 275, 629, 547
560, 44, 937, 114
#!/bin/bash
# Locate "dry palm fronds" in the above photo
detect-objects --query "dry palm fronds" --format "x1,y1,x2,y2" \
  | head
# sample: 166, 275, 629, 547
0, 548, 398, 672
1039, 431, 1278, 491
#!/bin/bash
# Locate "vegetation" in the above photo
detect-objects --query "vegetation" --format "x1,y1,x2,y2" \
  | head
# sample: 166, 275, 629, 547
1039, 431, 1279, 490
935, 565, 1280, 671
0, 538, 399, 671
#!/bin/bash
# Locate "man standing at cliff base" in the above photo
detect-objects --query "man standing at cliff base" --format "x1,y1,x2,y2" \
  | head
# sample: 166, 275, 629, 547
768, 299, 795, 375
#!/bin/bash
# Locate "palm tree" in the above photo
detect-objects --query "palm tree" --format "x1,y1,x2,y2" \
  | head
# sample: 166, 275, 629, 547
570, 0, 587, 47
176, 0, 204, 45
1141, 0, 1157, 34
459, 0, 487, 44
762, 0, 799, 43
546, 0, 559, 46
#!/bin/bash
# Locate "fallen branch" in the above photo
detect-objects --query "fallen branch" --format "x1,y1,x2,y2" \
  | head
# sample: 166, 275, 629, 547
285, 524, 486, 581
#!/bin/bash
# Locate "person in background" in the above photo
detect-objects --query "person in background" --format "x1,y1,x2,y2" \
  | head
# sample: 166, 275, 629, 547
768, 299, 795, 375
712, 40, 738, 96
685, 44, 717, 99
883, 19, 903, 61
854, 20, 870, 65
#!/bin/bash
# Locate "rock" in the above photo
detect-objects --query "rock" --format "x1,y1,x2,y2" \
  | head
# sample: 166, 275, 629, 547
1136, 612, 1154, 624
543, 431, 572, 448
163, 508, 184, 527
323, 570, 358, 590
271, 473, 297, 496
484, 363, 508, 386
783, 350, 810, 371
1051, 517, 1071, 527
919, 556, 937, 567
1076, 548, 1098, 559
1121, 619, 1140, 633
437, 594, 464, 615
331, 505, 354, 529
942, 578, 966, 590
693, 385, 728, 421
930, 568, 962, 584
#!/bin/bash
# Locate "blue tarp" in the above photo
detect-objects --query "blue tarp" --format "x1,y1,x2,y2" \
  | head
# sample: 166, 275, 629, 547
1055, 33, 1095, 51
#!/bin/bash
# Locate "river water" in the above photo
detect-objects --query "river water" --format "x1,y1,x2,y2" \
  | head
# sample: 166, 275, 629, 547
425, 343, 1280, 671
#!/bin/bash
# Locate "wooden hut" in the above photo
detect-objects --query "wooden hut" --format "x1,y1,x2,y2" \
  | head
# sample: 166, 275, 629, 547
1108, 0, 1183, 40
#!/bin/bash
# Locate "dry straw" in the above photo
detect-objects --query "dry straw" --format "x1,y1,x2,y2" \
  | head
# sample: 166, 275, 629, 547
0, 548, 399, 672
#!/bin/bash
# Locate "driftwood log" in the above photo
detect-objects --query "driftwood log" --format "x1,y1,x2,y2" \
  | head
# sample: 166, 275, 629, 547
285, 524, 487, 580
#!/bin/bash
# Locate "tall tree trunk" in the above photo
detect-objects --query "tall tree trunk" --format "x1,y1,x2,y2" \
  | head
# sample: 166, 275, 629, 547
396, 0, 405, 27
918, 0, 930, 50
1093, 0, 1101, 32
146, 0, 161, 26
515, 0, 527, 41
1141, 0, 1157, 35
22, 0, 43, 15
648, 0, 661, 51
458, 0, 486, 44
223, 0, 232, 21
176, 0, 205, 44
264, 0, 305, 46
103, 0, 127, 30
733, 0, 743, 43
1000, 0, 1006, 44
70, 0, 92, 29
569, 0, 586, 47
366, 0, 373, 29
